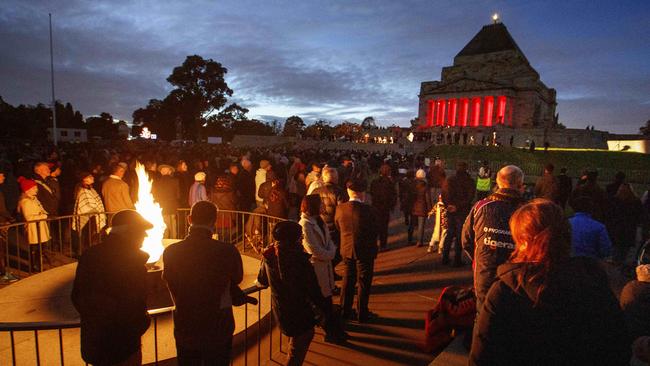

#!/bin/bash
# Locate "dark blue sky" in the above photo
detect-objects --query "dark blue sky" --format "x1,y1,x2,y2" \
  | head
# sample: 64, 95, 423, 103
1, 0, 648, 133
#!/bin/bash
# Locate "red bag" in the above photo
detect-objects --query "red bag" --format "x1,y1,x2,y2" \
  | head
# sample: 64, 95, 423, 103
423, 286, 476, 353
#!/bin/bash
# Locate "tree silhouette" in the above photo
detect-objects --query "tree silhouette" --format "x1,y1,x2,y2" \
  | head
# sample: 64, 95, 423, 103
361, 116, 377, 130
640, 119, 650, 135
282, 115, 305, 136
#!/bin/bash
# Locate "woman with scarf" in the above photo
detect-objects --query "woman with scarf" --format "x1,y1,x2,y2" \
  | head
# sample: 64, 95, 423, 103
72, 172, 107, 256
256, 221, 326, 365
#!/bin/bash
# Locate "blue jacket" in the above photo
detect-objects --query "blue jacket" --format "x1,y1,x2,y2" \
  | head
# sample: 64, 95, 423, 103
569, 212, 612, 259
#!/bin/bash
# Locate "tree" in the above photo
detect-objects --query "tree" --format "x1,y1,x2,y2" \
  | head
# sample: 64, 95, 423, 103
132, 99, 176, 140
231, 119, 275, 136
303, 119, 333, 140
640, 119, 650, 135
361, 116, 377, 130
86, 112, 118, 139
165, 55, 233, 140
282, 115, 304, 136
333, 121, 362, 141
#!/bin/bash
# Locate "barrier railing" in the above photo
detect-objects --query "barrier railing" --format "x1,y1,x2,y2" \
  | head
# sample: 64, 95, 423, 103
0, 209, 287, 366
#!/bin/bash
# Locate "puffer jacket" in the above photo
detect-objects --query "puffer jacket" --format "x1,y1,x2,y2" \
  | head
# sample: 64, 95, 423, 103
470, 258, 630, 366
312, 183, 348, 234
461, 188, 524, 308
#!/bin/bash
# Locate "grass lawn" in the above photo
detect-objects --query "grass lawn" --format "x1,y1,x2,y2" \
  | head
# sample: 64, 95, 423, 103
423, 145, 650, 185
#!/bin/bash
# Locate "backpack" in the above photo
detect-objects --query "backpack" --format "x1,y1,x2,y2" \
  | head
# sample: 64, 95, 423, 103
423, 286, 476, 353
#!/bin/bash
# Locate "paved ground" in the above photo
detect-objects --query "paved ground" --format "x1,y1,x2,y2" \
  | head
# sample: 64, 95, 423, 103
268, 214, 473, 366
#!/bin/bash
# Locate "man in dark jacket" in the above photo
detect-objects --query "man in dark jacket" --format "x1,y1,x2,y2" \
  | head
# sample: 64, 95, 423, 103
0, 169, 18, 283
238, 159, 256, 211
369, 164, 397, 250
163, 201, 244, 365
462, 165, 525, 312
441, 161, 475, 266
556, 167, 572, 209
152, 164, 180, 239
33, 161, 59, 216
335, 178, 379, 322
427, 158, 446, 201
71, 210, 152, 366
571, 170, 606, 222
534, 163, 560, 204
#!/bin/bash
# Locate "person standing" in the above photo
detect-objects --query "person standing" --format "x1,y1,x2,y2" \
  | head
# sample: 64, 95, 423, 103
0, 169, 18, 283
534, 163, 560, 204
475, 161, 492, 201
609, 183, 644, 265
152, 164, 180, 239
427, 158, 446, 203
335, 179, 379, 322
102, 164, 135, 213
299, 195, 347, 343
469, 199, 630, 366
255, 160, 271, 207
256, 221, 326, 366
556, 167, 573, 209
33, 162, 59, 217
163, 201, 244, 366
189, 172, 208, 207
313, 167, 348, 273
397, 169, 414, 228
441, 162, 475, 266
408, 169, 431, 247
568, 196, 612, 259
369, 164, 397, 250
71, 210, 152, 366
238, 159, 256, 211
72, 172, 107, 256
176, 160, 193, 208
461, 165, 525, 312
17, 177, 50, 272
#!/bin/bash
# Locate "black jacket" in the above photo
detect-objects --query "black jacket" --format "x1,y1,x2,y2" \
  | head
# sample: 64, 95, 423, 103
462, 188, 524, 308
335, 201, 379, 261
313, 182, 347, 234
71, 235, 150, 365
152, 175, 180, 215
441, 170, 475, 216
470, 258, 630, 366
257, 245, 324, 337
369, 176, 397, 212
163, 227, 243, 350
34, 176, 59, 216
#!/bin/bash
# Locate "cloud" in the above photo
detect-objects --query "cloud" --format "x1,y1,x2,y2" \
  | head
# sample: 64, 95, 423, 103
0, 0, 648, 133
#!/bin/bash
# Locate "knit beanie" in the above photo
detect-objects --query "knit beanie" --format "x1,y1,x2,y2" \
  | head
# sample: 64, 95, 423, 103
18, 176, 37, 192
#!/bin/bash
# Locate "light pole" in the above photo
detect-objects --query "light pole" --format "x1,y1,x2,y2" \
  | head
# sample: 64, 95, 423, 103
49, 13, 57, 146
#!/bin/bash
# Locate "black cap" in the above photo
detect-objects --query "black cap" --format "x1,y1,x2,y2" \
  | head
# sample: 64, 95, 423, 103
110, 210, 153, 232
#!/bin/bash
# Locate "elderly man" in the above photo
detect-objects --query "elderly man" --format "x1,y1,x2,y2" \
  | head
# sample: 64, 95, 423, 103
102, 164, 134, 213
71, 210, 152, 366
33, 162, 59, 217
461, 165, 525, 312
189, 172, 208, 207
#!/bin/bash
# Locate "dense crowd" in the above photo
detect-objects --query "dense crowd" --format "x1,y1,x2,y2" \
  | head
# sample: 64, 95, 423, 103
1, 140, 650, 365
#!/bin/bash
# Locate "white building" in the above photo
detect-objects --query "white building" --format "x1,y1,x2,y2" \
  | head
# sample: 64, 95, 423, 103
47, 128, 88, 143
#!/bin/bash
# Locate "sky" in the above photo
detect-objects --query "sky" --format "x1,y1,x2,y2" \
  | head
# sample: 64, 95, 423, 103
0, 0, 648, 133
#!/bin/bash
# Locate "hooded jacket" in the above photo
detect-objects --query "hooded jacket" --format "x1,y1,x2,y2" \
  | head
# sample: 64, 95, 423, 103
620, 264, 650, 341
470, 257, 630, 366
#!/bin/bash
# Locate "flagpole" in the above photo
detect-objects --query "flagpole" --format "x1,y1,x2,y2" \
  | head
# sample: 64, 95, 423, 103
49, 13, 58, 146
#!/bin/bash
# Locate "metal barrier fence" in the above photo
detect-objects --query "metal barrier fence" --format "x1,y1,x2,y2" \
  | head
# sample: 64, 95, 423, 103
0, 209, 287, 366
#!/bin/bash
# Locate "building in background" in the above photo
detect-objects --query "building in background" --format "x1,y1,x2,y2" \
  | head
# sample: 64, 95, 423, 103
47, 128, 87, 143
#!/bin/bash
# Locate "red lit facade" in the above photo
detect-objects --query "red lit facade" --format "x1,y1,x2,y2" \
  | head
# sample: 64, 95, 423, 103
422, 95, 512, 128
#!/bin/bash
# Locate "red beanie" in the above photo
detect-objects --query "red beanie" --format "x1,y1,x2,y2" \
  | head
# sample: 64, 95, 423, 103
17, 177, 37, 193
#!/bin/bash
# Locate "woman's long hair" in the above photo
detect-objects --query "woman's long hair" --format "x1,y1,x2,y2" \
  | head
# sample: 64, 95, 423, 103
509, 199, 571, 305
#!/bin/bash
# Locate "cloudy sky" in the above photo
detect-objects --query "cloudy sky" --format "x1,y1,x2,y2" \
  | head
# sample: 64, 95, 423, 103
1, 0, 648, 133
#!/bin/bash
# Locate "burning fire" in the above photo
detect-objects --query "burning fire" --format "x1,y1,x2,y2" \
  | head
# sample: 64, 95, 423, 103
134, 162, 166, 264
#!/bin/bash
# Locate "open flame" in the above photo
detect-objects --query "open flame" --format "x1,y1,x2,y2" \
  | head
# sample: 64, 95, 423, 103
134, 161, 166, 264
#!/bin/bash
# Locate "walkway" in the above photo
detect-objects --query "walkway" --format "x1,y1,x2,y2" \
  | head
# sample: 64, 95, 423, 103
271, 214, 473, 366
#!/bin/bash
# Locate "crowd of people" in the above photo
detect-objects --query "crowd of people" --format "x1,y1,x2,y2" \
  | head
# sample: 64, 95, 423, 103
2, 140, 650, 364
